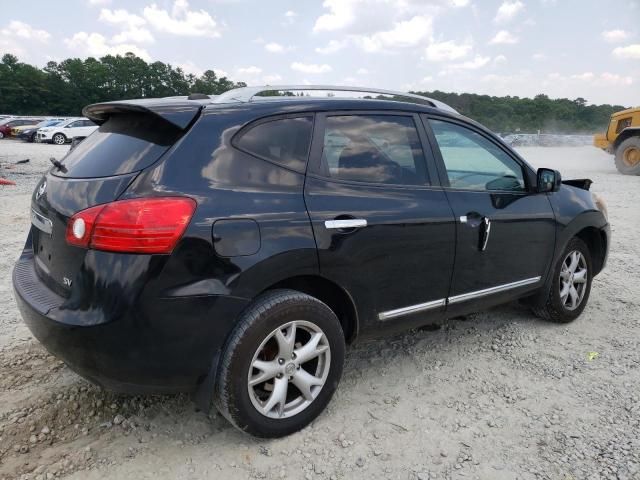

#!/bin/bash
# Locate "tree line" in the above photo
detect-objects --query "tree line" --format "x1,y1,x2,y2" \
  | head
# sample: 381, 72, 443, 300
0, 52, 628, 133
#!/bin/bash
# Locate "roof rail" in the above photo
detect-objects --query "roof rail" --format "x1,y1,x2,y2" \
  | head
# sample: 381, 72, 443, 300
211, 85, 458, 114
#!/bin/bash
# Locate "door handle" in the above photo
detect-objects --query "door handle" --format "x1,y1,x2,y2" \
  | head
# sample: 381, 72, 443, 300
324, 219, 367, 229
480, 217, 491, 251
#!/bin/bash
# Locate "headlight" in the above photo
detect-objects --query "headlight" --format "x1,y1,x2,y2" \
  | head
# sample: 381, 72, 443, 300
591, 192, 608, 221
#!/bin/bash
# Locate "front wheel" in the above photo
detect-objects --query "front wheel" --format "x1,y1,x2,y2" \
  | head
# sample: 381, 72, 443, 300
532, 237, 592, 323
214, 289, 345, 438
52, 133, 66, 145
0, 131, 4, 139
614, 137, 640, 175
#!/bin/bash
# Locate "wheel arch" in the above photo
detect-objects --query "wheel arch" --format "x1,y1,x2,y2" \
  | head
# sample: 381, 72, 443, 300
262, 275, 359, 344
575, 226, 607, 276
613, 128, 640, 150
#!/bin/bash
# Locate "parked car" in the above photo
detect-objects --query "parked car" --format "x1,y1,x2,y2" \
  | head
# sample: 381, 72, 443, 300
0, 118, 43, 139
15, 119, 65, 142
36, 118, 97, 144
13, 85, 610, 438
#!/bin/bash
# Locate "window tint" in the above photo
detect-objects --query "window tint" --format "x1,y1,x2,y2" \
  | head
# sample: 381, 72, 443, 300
67, 121, 82, 128
235, 116, 313, 172
53, 113, 182, 179
321, 115, 427, 185
430, 119, 526, 192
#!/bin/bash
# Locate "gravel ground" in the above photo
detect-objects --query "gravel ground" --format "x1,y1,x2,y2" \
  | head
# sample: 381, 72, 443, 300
0, 140, 638, 480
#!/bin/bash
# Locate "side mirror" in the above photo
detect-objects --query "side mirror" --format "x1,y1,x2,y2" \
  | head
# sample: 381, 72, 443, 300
537, 168, 561, 193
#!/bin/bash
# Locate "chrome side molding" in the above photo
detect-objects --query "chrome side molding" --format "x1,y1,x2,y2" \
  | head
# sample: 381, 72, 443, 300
378, 299, 446, 321
377, 276, 541, 321
448, 276, 540, 304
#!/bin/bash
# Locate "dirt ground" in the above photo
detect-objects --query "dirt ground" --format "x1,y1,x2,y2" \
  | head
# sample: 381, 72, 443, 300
0, 140, 638, 480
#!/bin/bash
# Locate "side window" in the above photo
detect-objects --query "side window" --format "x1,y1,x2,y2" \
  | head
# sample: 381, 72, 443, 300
320, 115, 427, 185
67, 121, 79, 128
235, 116, 313, 172
430, 119, 526, 192
83, 120, 96, 127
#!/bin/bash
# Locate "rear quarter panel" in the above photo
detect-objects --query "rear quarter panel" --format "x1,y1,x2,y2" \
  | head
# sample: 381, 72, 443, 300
124, 106, 320, 300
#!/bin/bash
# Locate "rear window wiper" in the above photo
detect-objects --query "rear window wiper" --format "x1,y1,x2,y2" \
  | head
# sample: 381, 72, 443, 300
49, 157, 67, 174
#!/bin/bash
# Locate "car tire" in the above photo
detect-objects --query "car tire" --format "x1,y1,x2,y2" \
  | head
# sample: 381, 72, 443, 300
52, 133, 66, 145
214, 289, 345, 438
29, 132, 36, 143
532, 237, 592, 323
614, 136, 640, 175
0, 131, 4, 139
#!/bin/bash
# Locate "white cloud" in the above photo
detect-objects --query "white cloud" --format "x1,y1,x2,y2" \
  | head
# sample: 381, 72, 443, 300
236, 66, 262, 75
315, 40, 347, 54
613, 44, 640, 59
1, 21, 50, 42
89, 0, 111, 5
494, 1, 524, 23
443, 55, 491, 72
64, 31, 151, 60
601, 29, 631, 43
291, 62, 333, 74
532, 52, 547, 61
356, 68, 369, 74
493, 54, 507, 65
425, 40, 472, 61
598, 72, 633, 86
143, 0, 221, 37
354, 15, 433, 52
283, 10, 298, 24
99, 8, 146, 29
571, 72, 595, 81
489, 30, 518, 45
112, 28, 154, 44
99, 8, 154, 44
313, 0, 357, 32
264, 42, 292, 53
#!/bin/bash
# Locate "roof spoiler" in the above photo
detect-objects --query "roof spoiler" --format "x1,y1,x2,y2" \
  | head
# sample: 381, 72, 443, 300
83, 98, 205, 130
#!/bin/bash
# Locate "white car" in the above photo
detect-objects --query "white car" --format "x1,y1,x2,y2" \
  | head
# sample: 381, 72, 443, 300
37, 118, 98, 145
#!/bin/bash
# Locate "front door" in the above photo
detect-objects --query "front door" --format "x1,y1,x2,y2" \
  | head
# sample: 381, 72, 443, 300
304, 112, 456, 333
424, 117, 556, 308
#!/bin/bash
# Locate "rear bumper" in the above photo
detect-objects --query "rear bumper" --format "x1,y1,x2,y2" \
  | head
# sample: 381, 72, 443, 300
13, 251, 249, 394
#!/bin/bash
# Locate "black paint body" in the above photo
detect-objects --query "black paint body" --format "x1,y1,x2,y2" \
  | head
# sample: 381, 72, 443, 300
13, 97, 610, 395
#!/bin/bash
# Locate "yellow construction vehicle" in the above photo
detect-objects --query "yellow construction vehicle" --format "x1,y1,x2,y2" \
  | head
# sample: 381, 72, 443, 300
594, 107, 640, 175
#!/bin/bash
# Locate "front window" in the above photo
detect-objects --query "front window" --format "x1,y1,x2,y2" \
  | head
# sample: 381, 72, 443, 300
430, 119, 526, 192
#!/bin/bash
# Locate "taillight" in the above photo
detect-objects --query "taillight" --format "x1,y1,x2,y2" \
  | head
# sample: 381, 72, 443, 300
66, 197, 196, 254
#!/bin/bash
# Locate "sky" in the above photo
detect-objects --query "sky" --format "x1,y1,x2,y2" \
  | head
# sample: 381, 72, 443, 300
1, 0, 639, 106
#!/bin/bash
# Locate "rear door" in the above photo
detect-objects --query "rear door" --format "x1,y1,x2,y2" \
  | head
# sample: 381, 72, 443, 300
304, 111, 455, 333
424, 116, 556, 308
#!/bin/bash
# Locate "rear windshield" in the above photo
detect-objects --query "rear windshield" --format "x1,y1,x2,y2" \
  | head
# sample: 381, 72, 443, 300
53, 113, 183, 178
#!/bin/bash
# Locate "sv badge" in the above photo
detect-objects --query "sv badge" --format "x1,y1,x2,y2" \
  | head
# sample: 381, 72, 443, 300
63, 277, 72, 287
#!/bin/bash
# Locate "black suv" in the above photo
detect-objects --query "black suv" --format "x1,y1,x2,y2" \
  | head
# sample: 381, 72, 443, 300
13, 86, 610, 438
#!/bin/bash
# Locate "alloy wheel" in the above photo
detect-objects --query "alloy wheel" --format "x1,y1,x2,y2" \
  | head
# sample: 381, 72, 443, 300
248, 320, 331, 419
559, 250, 588, 311
53, 134, 65, 145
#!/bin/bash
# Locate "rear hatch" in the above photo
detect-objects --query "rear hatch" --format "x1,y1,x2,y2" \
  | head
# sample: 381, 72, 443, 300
30, 100, 202, 297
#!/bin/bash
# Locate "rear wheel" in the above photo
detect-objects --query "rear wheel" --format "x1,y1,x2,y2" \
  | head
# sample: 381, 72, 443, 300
0, 131, 4, 139
614, 136, 640, 175
52, 133, 66, 145
214, 289, 345, 438
532, 238, 592, 323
